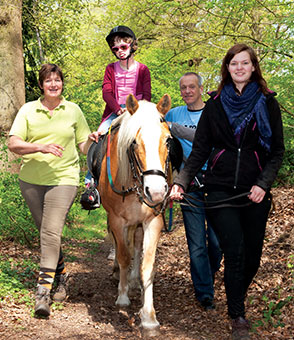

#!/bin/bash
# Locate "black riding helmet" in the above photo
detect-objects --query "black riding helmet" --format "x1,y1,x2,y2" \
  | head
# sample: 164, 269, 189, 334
106, 25, 136, 44
106, 26, 137, 61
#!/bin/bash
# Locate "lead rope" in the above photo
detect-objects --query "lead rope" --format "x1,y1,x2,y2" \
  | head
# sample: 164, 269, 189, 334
164, 190, 253, 232
180, 191, 252, 209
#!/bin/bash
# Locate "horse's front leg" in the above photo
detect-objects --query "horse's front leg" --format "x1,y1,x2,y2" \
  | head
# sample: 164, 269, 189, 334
139, 215, 162, 334
129, 224, 143, 289
110, 218, 132, 307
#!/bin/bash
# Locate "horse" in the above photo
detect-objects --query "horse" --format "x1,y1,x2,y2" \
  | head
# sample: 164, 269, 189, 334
98, 93, 173, 336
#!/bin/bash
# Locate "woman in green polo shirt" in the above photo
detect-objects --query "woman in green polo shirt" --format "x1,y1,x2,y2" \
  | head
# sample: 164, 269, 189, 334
8, 63, 98, 317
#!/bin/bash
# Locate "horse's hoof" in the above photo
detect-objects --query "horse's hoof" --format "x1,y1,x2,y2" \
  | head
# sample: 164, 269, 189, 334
140, 326, 161, 338
112, 271, 120, 282
129, 278, 141, 290
115, 295, 131, 307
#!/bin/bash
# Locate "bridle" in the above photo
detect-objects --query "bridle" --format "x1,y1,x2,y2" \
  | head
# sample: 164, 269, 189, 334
106, 122, 172, 215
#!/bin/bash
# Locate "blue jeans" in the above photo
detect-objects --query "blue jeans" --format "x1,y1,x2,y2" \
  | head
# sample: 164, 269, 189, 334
181, 190, 222, 302
97, 112, 118, 133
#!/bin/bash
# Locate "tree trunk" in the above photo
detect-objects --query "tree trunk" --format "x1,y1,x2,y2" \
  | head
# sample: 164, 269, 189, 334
0, 0, 25, 134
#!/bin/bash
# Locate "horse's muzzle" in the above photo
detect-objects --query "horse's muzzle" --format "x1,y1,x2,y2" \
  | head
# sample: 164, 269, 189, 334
143, 176, 168, 204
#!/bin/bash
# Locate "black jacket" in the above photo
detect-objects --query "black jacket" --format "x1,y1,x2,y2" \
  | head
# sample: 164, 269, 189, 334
174, 91, 285, 192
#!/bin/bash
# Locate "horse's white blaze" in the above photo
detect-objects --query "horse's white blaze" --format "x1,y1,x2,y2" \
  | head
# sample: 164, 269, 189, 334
141, 116, 168, 203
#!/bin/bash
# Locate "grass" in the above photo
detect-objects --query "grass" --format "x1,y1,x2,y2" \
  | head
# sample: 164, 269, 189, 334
63, 205, 108, 241
62, 205, 109, 260
0, 256, 38, 306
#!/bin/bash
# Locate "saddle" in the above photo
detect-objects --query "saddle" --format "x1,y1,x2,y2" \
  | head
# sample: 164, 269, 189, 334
87, 124, 120, 184
86, 128, 183, 185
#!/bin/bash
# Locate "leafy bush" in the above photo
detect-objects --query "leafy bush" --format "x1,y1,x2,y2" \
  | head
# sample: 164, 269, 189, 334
276, 125, 294, 186
0, 256, 37, 305
0, 170, 38, 246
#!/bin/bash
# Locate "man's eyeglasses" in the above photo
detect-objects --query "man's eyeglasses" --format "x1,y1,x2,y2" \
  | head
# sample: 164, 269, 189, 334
111, 43, 130, 53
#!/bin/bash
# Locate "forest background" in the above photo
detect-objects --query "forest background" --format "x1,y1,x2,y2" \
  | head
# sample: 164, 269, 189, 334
21, 0, 294, 184
0, 0, 293, 260
0, 1, 293, 338
1, 0, 293, 179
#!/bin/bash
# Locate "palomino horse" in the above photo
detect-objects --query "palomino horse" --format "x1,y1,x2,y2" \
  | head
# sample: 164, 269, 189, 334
98, 94, 172, 335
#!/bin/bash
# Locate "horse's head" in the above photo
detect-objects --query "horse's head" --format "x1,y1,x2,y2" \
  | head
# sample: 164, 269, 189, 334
117, 94, 172, 205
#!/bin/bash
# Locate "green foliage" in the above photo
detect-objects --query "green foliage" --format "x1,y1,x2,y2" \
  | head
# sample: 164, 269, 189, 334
251, 255, 294, 331
0, 170, 38, 246
0, 256, 37, 305
63, 202, 107, 241
22, 0, 89, 101
18, 0, 294, 186
253, 294, 292, 329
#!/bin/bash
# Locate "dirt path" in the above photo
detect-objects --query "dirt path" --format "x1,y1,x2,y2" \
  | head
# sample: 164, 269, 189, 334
0, 187, 293, 340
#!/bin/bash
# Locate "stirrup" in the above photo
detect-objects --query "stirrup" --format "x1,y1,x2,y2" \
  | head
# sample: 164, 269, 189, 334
80, 180, 100, 210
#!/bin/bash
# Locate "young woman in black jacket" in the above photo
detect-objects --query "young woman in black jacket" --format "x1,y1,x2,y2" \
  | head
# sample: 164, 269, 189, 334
170, 44, 284, 340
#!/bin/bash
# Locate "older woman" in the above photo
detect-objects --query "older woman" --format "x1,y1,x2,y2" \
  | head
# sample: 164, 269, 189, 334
170, 44, 284, 340
8, 63, 98, 317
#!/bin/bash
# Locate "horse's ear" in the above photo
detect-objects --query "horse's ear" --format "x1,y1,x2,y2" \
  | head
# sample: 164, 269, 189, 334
156, 94, 171, 116
126, 94, 139, 115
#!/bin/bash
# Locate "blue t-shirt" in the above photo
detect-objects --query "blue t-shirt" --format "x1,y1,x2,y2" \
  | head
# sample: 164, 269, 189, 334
166, 105, 202, 163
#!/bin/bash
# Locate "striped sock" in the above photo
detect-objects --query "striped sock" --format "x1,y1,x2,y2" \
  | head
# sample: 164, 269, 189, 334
56, 259, 66, 276
56, 250, 65, 275
37, 268, 55, 290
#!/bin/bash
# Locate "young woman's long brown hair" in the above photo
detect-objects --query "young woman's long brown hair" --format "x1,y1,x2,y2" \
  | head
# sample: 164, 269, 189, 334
217, 44, 269, 95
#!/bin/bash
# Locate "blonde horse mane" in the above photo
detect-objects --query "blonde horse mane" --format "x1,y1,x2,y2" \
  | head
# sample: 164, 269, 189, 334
116, 100, 162, 187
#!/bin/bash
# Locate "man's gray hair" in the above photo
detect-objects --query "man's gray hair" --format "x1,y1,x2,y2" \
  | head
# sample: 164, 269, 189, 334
179, 72, 203, 87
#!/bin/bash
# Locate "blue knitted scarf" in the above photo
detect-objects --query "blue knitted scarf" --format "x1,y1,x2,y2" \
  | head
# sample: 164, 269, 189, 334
220, 81, 272, 151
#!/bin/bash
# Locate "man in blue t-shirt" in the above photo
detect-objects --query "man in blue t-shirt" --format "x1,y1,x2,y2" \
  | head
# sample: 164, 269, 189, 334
166, 72, 222, 311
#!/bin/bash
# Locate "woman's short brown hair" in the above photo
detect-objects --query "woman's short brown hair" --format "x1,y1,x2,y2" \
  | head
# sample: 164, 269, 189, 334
38, 63, 64, 94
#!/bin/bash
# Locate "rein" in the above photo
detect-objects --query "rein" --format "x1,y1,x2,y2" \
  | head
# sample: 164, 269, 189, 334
177, 191, 252, 210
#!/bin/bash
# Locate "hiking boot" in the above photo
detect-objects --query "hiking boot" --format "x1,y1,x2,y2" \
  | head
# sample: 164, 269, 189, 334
52, 273, 69, 302
35, 285, 51, 317
232, 317, 250, 340
200, 297, 216, 311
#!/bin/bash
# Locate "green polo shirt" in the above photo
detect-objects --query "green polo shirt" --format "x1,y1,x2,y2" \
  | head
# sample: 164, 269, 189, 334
9, 97, 91, 186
